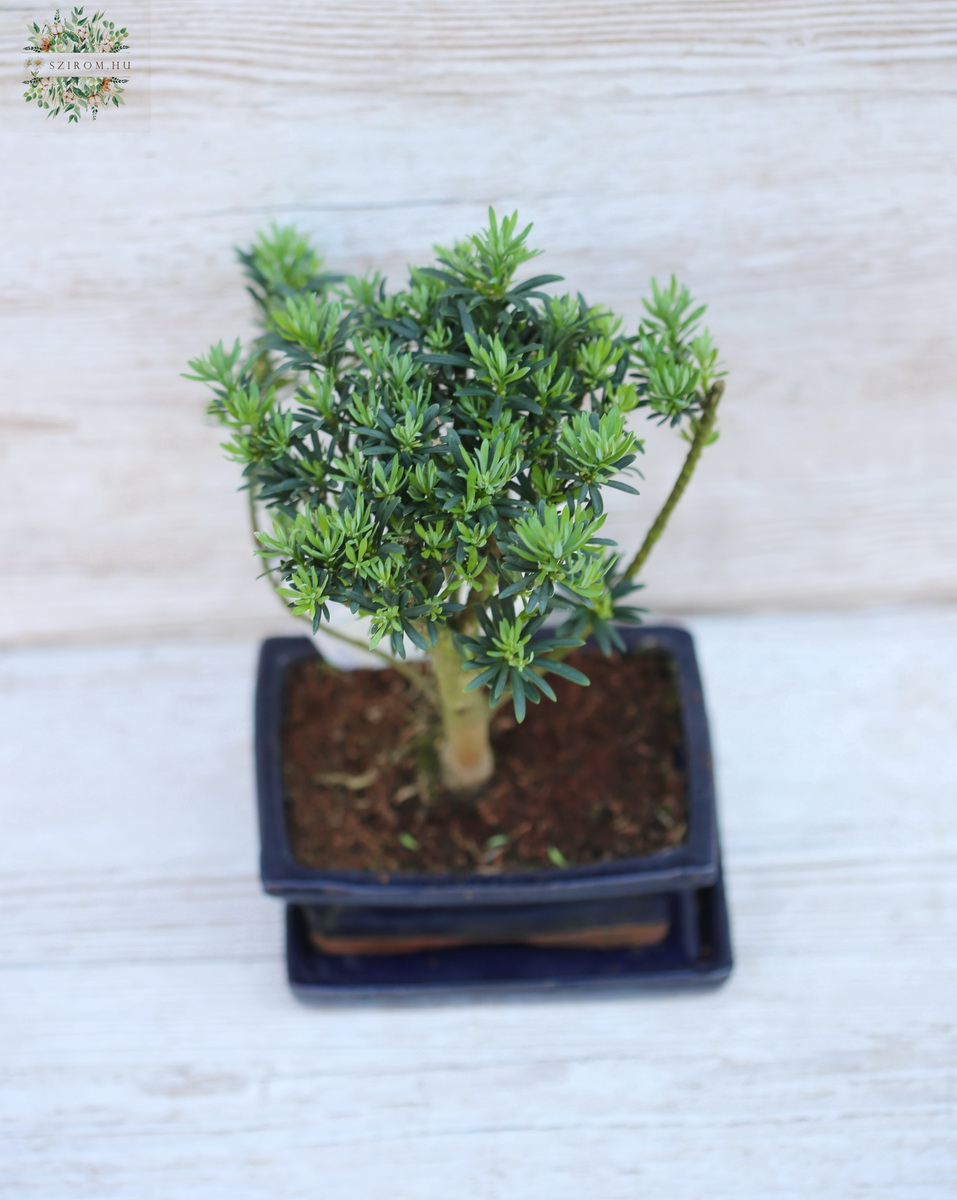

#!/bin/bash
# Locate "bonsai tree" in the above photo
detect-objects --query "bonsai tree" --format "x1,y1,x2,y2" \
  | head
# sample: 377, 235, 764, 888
188, 211, 724, 793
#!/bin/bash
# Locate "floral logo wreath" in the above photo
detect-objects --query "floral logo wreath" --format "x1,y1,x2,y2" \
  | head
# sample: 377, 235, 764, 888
23, 7, 129, 123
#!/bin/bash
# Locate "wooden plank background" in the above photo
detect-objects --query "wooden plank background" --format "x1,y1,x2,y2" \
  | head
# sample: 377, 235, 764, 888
2, 611, 955, 1196
1, 1, 956, 644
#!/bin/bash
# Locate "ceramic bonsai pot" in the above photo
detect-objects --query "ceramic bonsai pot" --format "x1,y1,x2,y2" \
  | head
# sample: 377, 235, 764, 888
254, 623, 732, 997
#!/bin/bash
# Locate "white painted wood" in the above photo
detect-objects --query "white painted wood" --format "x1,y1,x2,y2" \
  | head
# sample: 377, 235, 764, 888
1, 611, 955, 1197
1, 2, 956, 643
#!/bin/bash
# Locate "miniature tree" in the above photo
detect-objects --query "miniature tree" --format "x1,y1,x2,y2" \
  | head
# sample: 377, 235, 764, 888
188, 211, 724, 792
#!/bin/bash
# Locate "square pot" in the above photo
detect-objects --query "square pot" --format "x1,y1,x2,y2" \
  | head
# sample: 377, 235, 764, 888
255, 625, 732, 997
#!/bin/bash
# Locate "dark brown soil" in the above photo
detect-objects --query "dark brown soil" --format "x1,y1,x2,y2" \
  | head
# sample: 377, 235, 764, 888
282, 648, 688, 876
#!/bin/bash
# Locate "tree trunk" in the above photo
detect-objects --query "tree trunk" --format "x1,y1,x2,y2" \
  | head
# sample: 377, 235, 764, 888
430, 626, 495, 792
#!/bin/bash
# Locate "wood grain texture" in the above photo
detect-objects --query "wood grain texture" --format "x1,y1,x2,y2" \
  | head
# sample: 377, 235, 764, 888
1, 611, 955, 1197
1, 1, 956, 643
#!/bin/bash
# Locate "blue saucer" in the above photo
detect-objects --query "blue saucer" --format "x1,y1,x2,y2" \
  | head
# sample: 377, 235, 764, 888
286, 868, 732, 999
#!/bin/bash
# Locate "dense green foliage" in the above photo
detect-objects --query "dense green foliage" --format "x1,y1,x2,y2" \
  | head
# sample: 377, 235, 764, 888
188, 211, 722, 720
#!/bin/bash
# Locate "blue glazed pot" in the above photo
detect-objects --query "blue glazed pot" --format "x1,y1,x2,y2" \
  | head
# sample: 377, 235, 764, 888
254, 625, 732, 996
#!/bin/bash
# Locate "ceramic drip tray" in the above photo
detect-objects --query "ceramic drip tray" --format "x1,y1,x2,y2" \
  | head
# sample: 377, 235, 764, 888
300, 890, 673, 956
286, 870, 732, 998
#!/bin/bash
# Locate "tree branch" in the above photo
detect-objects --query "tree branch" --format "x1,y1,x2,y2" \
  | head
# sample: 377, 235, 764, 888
246, 488, 438, 705
620, 380, 724, 583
